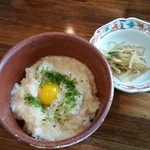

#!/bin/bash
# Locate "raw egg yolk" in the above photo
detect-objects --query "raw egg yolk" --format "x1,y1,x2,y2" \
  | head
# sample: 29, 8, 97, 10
39, 83, 59, 106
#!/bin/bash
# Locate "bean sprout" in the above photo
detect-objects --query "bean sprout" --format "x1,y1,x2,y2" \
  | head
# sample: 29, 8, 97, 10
101, 42, 149, 82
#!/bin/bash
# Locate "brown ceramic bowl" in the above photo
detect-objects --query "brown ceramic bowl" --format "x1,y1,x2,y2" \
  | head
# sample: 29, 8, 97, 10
0, 32, 114, 149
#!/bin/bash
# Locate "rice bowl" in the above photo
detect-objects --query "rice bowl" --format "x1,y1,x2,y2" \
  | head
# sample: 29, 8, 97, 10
0, 32, 114, 148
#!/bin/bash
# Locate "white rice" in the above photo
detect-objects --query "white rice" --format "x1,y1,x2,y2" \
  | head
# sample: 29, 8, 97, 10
11, 56, 100, 141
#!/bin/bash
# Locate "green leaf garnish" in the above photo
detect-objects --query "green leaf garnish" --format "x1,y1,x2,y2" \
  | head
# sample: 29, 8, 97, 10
39, 69, 81, 123
24, 93, 46, 113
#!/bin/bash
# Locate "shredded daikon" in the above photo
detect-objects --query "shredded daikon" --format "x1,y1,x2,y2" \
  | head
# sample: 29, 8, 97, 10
101, 42, 149, 82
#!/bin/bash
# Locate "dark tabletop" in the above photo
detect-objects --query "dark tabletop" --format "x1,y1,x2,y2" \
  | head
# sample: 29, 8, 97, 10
0, 0, 150, 150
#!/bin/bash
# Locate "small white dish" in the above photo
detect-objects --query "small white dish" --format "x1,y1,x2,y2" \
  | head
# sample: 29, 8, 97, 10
90, 17, 150, 93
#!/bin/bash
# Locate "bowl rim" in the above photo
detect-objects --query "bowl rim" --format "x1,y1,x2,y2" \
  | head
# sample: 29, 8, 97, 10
90, 17, 150, 39
90, 17, 150, 93
0, 32, 114, 148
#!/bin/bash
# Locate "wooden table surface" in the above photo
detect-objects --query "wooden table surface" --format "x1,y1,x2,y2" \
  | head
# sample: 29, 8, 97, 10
0, 0, 150, 150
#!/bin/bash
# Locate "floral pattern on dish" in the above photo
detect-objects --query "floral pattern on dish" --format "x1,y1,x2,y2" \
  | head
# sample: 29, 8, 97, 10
92, 17, 150, 39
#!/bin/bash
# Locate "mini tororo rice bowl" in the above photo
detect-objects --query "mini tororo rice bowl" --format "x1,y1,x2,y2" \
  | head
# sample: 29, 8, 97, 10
0, 32, 114, 149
